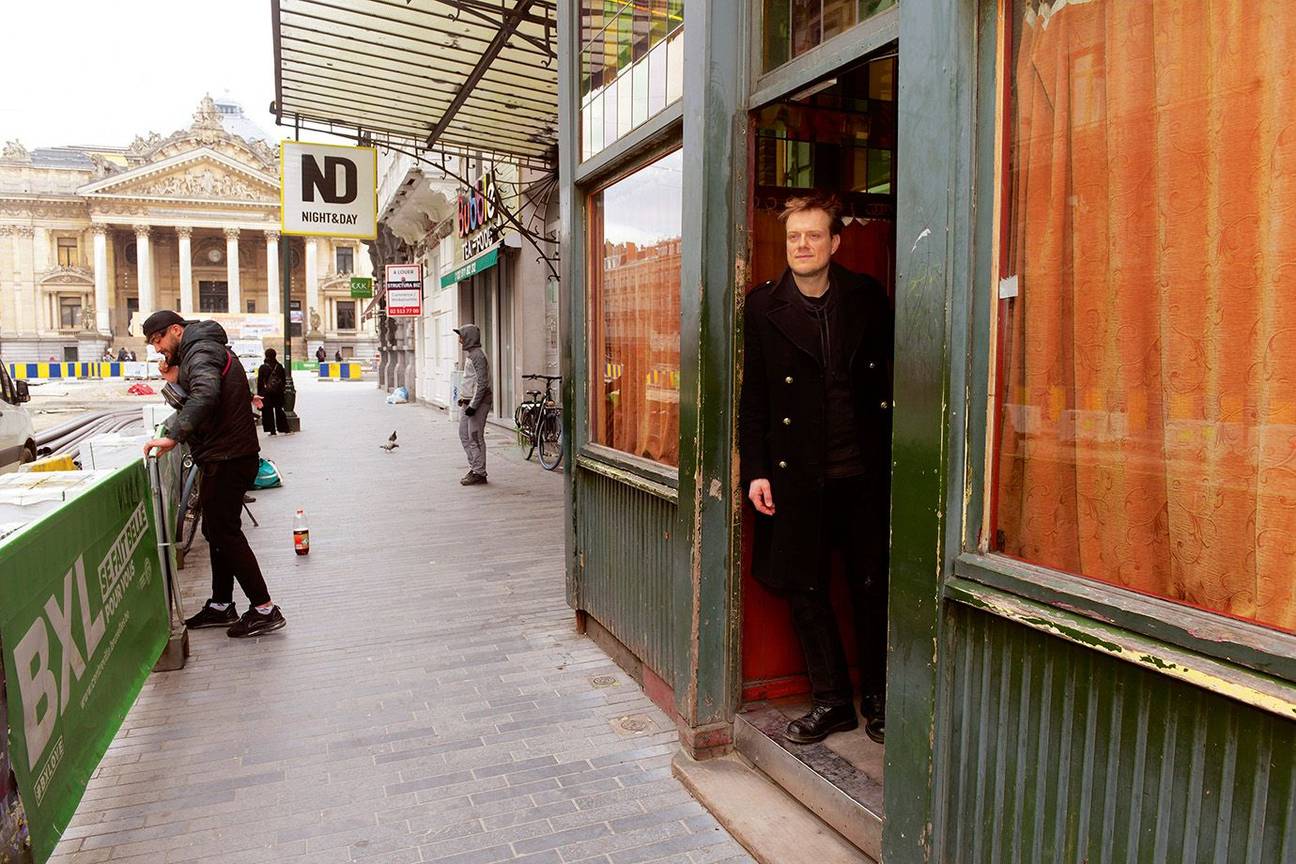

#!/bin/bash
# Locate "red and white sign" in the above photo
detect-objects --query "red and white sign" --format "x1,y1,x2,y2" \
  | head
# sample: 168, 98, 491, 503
385, 263, 422, 317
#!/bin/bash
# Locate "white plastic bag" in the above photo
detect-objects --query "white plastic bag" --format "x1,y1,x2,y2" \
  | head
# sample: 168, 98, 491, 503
385, 386, 409, 404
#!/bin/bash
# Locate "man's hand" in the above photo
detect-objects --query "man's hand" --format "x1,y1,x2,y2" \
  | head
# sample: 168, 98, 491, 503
251, 395, 264, 410
463, 406, 476, 417
143, 437, 178, 458
748, 479, 775, 516
157, 356, 178, 383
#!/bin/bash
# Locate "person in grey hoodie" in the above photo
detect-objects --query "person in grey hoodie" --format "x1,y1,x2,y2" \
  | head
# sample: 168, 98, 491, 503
455, 324, 492, 485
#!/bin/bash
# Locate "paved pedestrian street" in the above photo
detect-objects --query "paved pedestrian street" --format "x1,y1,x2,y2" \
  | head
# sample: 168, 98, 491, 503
51, 379, 752, 864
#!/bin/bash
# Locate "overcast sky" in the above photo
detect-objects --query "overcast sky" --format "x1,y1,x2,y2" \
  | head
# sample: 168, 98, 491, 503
0, 0, 282, 149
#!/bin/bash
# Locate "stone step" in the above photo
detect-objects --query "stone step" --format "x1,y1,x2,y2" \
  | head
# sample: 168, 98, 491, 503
672, 750, 876, 864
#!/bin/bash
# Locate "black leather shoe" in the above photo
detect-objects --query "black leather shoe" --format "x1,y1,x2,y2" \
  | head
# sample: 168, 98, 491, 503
783, 704, 858, 744
860, 694, 886, 744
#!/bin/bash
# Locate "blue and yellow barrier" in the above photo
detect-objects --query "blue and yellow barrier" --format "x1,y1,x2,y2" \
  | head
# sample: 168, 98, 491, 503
7, 362, 126, 380
318, 361, 363, 380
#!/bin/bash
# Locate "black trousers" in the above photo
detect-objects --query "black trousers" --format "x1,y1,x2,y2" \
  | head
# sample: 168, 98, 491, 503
261, 397, 288, 434
786, 475, 889, 709
199, 454, 271, 607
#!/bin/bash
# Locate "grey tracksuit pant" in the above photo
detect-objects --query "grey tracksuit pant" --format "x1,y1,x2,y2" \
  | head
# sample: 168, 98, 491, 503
459, 404, 490, 476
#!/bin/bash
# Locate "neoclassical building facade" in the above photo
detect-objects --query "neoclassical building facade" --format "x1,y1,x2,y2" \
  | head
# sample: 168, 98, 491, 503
0, 97, 375, 362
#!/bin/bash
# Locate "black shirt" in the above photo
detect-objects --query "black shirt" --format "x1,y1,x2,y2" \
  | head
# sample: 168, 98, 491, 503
799, 284, 867, 479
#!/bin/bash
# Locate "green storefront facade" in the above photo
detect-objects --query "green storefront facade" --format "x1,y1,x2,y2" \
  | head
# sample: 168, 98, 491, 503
559, 1, 1296, 861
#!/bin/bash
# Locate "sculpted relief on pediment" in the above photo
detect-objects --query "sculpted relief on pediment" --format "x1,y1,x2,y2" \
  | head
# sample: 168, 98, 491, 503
119, 166, 276, 203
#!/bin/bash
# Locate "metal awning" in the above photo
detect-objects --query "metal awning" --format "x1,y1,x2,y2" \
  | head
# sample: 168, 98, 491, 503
271, 0, 558, 168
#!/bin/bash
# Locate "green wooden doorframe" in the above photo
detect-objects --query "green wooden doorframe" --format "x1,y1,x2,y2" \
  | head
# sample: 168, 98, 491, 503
884, 0, 983, 860
671, 0, 749, 752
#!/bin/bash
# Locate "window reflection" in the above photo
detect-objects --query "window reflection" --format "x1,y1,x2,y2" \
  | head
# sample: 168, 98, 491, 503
580, 2, 684, 161
763, 0, 897, 72
587, 150, 683, 467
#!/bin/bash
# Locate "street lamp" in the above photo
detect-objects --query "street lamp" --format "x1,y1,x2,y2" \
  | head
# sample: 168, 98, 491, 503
280, 237, 301, 431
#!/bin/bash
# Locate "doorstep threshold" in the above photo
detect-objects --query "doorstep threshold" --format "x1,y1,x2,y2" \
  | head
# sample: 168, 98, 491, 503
672, 751, 875, 864
734, 703, 884, 860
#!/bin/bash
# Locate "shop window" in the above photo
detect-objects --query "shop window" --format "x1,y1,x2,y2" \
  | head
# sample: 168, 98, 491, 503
59, 297, 81, 329
57, 237, 78, 268
762, 0, 896, 72
580, 1, 683, 161
337, 246, 354, 274
336, 300, 356, 331
991, 1, 1296, 634
587, 149, 683, 467
198, 281, 228, 314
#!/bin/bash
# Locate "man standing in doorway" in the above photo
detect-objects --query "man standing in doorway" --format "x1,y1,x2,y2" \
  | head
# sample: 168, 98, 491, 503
455, 324, 491, 486
739, 193, 893, 744
141, 310, 287, 638
315, 345, 327, 364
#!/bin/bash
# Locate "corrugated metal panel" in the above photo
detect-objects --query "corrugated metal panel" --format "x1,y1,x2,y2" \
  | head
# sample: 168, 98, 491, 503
940, 605, 1296, 864
574, 468, 676, 686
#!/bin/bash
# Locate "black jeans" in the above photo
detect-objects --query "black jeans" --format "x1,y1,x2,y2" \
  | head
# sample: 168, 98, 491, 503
261, 397, 288, 434
199, 454, 271, 607
786, 475, 889, 709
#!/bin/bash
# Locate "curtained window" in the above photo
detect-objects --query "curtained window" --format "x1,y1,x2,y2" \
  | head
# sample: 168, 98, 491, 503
587, 149, 683, 467
992, 1, 1296, 634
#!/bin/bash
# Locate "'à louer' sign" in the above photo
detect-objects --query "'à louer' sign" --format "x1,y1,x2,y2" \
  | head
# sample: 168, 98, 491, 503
0, 463, 170, 863
281, 141, 377, 240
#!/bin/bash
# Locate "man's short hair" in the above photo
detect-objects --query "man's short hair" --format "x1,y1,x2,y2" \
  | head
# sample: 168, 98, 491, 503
779, 192, 845, 236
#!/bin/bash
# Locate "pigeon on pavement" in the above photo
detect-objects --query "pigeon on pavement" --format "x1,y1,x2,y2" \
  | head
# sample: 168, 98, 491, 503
380, 430, 399, 452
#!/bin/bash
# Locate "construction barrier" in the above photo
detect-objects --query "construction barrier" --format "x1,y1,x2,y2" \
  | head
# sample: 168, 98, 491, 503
0, 462, 170, 863
318, 361, 363, 380
7, 362, 125, 380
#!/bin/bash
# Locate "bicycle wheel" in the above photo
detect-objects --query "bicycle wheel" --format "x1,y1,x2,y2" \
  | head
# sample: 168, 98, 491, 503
538, 409, 563, 470
515, 403, 538, 460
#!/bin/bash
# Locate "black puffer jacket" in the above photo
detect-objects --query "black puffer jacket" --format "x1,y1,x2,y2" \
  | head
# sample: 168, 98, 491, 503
164, 321, 259, 463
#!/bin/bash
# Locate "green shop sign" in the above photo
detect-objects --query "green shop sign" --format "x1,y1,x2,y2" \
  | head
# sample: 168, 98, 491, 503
441, 247, 499, 288
0, 463, 169, 863
349, 276, 374, 298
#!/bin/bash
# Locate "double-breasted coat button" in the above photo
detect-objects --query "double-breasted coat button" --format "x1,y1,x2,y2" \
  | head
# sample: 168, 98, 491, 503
880, 400, 890, 409
778, 460, 787, 469
783, 417, 792, 425
785, 376, 794, 384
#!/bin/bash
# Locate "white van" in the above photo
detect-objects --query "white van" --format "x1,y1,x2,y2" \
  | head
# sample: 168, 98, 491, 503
0, 365, 35, 473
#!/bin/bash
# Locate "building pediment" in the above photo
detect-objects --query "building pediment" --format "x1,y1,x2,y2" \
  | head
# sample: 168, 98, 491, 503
38, 265, 94, 288
78, 149, 278, 205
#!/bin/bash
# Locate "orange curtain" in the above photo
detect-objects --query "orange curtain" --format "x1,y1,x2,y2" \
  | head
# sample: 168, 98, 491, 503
996, 0, 1296, 632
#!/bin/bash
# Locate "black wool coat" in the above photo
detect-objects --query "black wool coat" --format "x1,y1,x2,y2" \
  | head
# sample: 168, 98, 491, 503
739, 263, 894, 592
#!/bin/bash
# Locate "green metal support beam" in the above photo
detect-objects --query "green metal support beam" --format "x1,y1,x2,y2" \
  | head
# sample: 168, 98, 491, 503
672, 0, 747, 753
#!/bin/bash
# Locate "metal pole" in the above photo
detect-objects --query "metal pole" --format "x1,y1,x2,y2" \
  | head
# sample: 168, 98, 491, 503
281, 235, 301, 431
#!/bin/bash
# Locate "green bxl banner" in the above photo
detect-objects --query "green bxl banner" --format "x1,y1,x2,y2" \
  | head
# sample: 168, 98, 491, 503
0, 462, 169, 863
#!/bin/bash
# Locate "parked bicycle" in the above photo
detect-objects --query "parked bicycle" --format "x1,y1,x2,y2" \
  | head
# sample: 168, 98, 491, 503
514, 374, 563, 470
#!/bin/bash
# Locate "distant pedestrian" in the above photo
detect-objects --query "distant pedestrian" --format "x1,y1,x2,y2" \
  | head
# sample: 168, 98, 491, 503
117, 347, 128, 362
315, 345, 326, 364
102, 348, 114, 361
256, 348, 289, 435
333, 350, 342, 363
127, 349, 137, 362
140, 310, 287, 638
455, 324, 491, 486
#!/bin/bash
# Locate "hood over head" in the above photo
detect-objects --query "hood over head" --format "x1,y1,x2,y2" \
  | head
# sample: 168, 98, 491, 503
455, 324, 482, 350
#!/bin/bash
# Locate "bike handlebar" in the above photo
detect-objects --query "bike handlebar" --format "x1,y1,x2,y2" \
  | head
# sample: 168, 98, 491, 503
523, 374, 562, 381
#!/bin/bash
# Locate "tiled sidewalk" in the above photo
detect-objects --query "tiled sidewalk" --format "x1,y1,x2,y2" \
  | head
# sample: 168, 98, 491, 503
51, 379, 751, 864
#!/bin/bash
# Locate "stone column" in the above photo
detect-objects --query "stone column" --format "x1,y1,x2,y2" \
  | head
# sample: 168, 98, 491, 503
92, 225, 110, 333
176, 227, 194, 315
13, 226, 35, 334
224, 227, 241, 314
133, 225, 153, 325
304, 237, 321, 337
265, 230, 281, 319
